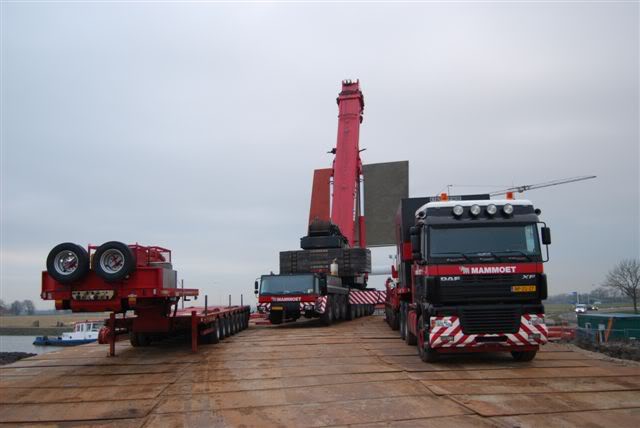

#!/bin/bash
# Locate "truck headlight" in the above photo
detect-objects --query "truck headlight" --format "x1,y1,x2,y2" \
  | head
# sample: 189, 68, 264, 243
452, 205, 464, 217
503, 204, 514, 215
486, 204, 497, 215
470, 205, 481, 216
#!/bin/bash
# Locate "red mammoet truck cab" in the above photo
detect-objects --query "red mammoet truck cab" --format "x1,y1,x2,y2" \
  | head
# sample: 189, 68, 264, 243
386, 194, 551, 362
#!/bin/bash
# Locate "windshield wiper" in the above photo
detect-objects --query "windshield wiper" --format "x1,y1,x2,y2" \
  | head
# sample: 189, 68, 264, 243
493, 251, 532, 261
431, 252, 473, 262
463, 252, 503, 262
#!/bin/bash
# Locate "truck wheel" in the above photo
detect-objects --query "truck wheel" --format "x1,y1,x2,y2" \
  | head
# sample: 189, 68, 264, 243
46, 243, 90, 284
399, 306, 406, 340
347, 304, 355, 320
405, 314, 417, 346
511, 350, 537, 362
269, 311, 283, 325
92, 241, 136, 282
130, 332, 151, 347
390, 310, 400, 330
417, 316, 438, 362
321, 298, 333, 326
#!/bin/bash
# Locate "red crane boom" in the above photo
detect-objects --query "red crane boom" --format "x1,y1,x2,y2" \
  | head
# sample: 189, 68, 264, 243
331, 80, 365, 247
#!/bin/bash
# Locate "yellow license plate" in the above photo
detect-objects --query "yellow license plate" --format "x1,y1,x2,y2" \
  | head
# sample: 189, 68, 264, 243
271, 306, 283, 311
512, 285, 536, 293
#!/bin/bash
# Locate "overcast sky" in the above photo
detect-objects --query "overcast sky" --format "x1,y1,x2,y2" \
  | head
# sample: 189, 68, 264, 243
1, 2, 638, 308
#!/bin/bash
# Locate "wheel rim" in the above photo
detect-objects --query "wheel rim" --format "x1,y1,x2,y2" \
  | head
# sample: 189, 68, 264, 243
100, 249, 125, 274
53, 250, 79, 275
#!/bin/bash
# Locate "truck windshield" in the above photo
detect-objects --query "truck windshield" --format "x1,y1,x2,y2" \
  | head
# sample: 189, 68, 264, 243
260, 275, 317, 295
428, 224, 541, 260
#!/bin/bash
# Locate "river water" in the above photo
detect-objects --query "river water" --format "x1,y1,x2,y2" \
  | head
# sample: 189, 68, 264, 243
0, 336, 66, 355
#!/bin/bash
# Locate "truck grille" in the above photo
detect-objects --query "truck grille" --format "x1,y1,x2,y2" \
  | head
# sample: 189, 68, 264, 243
440, 274, 537, 302
459, 306, 520, 334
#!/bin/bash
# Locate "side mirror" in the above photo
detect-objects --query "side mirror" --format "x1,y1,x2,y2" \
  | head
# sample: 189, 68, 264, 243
254, 280, 259, 295
541, 227, 551, 245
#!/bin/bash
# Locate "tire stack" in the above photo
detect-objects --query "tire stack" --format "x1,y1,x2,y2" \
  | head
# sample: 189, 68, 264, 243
46, 241, 137, 284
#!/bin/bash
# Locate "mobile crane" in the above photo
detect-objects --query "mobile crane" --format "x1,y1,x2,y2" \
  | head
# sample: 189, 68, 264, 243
255, 80, 384, 325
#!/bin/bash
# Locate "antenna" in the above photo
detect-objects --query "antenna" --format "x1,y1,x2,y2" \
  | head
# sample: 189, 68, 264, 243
489, 175, 596, 197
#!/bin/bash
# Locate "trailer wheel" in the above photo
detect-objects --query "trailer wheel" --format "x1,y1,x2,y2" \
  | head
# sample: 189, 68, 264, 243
46, 243, 90, 284
320, 297, 333, 326
511, 350, 537, 362
399, 305, 406, 340
130, 332, 151, 347
92, 241, 136, 282
218, 318, 226, 339
201, 320, 220, 345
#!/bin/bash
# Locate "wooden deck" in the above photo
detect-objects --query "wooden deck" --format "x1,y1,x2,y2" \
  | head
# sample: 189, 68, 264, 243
1, 316, 639, 427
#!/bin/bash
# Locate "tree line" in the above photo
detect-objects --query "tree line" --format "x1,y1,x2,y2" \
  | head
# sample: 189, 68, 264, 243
0, 299, 36, 315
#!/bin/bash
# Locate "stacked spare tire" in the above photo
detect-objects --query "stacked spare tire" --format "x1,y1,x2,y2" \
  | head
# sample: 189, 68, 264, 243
46, 241, 138, 283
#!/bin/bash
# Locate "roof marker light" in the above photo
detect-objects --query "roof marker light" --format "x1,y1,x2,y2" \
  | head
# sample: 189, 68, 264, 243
452, 205, 464, 217
503, 204, 514, 215
486, 204, 497, 216
440, 193, 449, 201
470, 204, 481, 216
506, 191, 514, 200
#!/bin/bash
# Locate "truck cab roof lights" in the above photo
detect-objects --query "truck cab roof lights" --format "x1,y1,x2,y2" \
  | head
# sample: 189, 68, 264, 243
486, 204, 497, 216
452, 205, 464, 217
469, 204, 481, 216
506, 191, 514, 200
440, 193, 449, 201
503, 204, 514, 215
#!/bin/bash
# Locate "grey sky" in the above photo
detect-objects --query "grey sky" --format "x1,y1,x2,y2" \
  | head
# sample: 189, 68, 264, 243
1, 2, 638, 308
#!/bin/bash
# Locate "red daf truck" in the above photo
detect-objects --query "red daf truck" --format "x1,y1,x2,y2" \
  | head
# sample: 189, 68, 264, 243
255, 80, 384, 325
41, 241, 250, 355
386, 193, 550, 362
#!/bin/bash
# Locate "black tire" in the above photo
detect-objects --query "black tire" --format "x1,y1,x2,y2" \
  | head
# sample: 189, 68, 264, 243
269, 311, 283, 325
218, 318, 226, 339
417, 316, 439, 362
130, 332, 151, 347
46, 243, 90, 284
511, 350, 537, 362
201, 320, 220, 345
92, 241, 136, 282
223, 317, 232, 337
320, 298, 333, 326
347, 304, 355, 320
390, 309, 400, 331
405, 313, 417, 346
399, 306, 406, 340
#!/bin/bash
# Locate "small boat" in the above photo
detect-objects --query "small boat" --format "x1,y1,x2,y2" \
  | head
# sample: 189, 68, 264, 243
33, 321, 101, 346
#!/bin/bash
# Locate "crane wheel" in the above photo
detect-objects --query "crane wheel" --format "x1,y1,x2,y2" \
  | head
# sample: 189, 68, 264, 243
46, 243, 90, 284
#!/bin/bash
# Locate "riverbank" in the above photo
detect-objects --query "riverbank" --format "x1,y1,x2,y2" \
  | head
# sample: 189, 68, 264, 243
0, 327, 70, 336
0, 352, 36, 366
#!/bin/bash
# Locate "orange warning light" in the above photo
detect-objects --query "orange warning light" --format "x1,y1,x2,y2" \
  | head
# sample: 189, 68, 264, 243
440, 193, 449, 201
506, 192, 514, 200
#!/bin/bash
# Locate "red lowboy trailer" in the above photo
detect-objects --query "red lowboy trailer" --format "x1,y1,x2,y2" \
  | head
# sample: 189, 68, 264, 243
41, 241, 250, 355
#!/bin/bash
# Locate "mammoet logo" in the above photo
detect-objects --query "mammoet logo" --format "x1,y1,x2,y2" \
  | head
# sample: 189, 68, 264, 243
272, 297, 302, 302
459, 266, 517, 274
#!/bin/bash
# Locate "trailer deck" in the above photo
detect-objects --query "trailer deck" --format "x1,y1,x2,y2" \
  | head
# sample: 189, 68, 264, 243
1, 315, 639, 427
